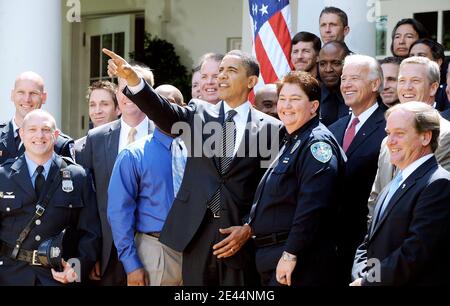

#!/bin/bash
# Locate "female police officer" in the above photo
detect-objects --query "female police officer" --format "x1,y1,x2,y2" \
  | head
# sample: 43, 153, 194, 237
213, 71, 345, 286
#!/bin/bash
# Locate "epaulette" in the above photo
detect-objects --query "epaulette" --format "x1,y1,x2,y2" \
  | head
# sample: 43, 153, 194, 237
58, 131, 73, 141
1, 157, 18, 166
61, 156, 77, 166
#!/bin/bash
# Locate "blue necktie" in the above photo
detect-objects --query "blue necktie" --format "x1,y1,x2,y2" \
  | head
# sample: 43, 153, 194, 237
375, 171, 403, 225
171, 137, 186, 198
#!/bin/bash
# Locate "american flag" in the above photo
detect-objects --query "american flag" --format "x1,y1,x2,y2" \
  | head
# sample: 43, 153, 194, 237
249, 0, 293, 97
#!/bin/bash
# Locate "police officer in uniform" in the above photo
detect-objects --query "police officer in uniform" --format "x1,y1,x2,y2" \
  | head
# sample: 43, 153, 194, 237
0, 71, 74, 165
213, 71, 345, 286
0, 110, 100, 285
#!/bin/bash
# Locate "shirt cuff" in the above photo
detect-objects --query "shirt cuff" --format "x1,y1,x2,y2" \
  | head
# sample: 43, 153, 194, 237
127, 79, 145, 94
121, 253, 144, 274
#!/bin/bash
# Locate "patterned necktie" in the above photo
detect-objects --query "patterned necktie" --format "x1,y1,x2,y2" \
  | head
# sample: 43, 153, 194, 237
208, 109, 238, 217
374, 171, 403, 225
171, 138, 186, 198
342, 117, 359, 152
35, 165, 45, 199
127, 127, 137, 145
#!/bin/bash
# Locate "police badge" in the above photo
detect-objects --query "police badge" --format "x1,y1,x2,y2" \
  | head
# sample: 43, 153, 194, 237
310, 142, 332, 163
61, 170, 74, 193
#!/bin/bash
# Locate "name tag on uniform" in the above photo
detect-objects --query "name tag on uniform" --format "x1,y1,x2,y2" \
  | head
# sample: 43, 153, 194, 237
61, 170, 74, 193
3, 192, 15, 199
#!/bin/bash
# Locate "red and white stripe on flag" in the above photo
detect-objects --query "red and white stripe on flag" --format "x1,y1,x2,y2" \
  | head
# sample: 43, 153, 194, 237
249, 0, 293, 102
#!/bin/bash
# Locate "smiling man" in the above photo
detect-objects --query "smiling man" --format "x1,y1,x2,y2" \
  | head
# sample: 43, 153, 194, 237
198, 53, 224, 105
74, 81, 121, 161
328, 54, 386, 284
0, 71, 74, 164
290, 31, 321, 78
77, 64, 155, 286
352, 102, 450, 286
104, 48, 282, 286
0, 109, 100, 285
367, 56, 450, 219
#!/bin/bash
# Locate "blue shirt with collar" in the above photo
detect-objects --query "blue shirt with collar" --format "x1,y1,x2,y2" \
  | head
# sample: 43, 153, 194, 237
24, 153, 54, 188
107, 128, 186, 274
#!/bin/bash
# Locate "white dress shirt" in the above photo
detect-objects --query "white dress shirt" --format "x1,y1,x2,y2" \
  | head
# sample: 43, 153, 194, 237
345, 103, 379, 135
118, 117, 152, 153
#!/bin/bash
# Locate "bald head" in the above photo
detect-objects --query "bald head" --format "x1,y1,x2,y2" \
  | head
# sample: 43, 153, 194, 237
20, 109, 59, 164
22, 109, 57, 130
15, 71, 45, 92
11, 71, 48, 126
155, 84, 185, 106
254, 84, 279, 118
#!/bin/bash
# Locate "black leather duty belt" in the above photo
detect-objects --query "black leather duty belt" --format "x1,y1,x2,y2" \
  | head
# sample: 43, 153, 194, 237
0, 243, 42, 266
143, 232, 161, 238
253, 232, 289, 248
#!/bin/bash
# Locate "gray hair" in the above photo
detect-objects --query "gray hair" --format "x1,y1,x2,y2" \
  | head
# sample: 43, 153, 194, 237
400, 56, 440, 85
343, 54, 384, 93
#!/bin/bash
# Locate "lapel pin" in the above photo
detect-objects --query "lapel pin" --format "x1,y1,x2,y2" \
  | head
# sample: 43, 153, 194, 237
402, 184, 406, 189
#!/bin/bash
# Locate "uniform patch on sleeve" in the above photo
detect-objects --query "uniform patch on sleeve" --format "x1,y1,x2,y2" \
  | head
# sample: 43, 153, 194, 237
310, 142, 332, 163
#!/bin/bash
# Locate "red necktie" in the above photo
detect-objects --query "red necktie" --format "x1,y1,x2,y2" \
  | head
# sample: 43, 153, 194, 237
343, 117, 359, 152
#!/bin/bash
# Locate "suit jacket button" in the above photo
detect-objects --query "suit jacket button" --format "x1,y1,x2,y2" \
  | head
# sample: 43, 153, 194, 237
35, 235, 41, 242
35, 220, 41, 226
6, 207, 10, 212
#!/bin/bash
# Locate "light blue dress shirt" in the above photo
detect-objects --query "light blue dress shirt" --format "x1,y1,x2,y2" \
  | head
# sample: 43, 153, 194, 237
24, 153, 54, 188
107, 128, 186, 273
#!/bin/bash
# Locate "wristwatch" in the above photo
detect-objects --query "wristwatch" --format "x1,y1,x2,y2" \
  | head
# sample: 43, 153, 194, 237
282, 251, 297, 262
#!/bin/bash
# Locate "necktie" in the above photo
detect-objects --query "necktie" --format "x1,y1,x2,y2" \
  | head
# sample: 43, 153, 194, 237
14, 129, 22, 151
342, 117, 359, 152
127, 127, 137, 145
374, 171, 403, 225
208, 110, 238, 217
35, 165, 45, 199
171, 138, 186, 198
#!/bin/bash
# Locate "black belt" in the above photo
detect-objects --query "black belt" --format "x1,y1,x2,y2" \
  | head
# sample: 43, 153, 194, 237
0, 243, 42, 266
143, 232, 161, 238
253, 232, 289, 248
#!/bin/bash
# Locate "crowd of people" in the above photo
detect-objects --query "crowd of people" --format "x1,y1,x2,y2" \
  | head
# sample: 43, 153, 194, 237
1, 6, 450, 287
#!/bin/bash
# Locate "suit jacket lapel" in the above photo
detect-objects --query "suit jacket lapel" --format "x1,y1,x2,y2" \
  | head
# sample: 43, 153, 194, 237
2, 121, 19, 156
105, 120, 121, 172
10, 155, 36, 199
226, 107, 259, 172
369, 157, 437, 240
346, 107, 384, 157
335, 116, 350, 144
211, 102, 225, 172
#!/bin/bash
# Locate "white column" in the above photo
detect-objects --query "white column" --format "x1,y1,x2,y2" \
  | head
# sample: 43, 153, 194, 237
296, 0, 376, 56
0, 0, 61, 125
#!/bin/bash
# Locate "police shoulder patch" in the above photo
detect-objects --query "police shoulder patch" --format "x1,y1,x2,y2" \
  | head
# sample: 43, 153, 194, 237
310, 141, 332, 163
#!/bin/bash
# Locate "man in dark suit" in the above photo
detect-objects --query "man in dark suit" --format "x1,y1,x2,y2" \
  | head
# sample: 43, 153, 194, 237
318, 41, 351, 126
73, 81, 121, 163
329, 55, 386, 284
351, 102, 450, 286
0, 71, 74, 165
367, 56, 450, 219
77, 65, 155, 285
0, 110, 100, 285
104, 48, 282, 285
